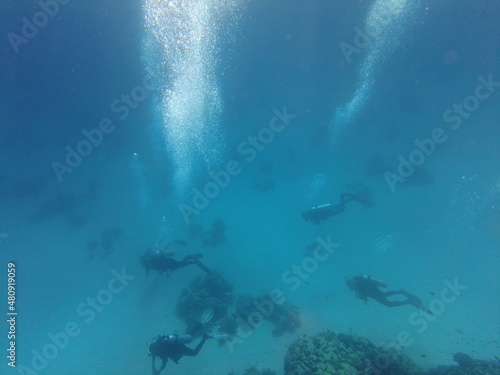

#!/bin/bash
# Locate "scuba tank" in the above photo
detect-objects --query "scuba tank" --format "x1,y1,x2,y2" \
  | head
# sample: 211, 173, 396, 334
147, 334, 193, 356
361, 274, 388, 288
166, 334, 192, 344
311, 203, 332, 210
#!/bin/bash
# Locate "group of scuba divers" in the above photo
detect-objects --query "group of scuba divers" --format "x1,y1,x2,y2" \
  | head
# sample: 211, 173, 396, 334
140, 188, 432, 374
140, 240, 219, 374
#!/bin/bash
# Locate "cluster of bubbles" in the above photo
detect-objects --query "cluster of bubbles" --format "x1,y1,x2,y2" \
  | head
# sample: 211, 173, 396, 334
373, 234, 395, 255
154, 216, 171, 250
142, 0, 243, 197
306, 173, 327, 201
449, 175, 483, 232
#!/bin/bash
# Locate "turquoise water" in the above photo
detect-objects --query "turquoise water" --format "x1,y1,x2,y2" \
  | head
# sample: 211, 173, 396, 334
1, 1, 499, 374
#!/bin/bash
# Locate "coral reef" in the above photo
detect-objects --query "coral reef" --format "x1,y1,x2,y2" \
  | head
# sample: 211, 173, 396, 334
235, 294, 301, 337
227, 367, 276, 375
283, 330, 500, 375
176, 271, 234, 336
426, 352, 500, 375
284, 331, 423, 375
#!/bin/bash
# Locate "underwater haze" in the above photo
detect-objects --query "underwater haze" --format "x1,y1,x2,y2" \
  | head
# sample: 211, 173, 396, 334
1, 0, 499, 374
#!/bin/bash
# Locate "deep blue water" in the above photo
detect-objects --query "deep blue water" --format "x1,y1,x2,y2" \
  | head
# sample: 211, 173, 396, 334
1, 1, 499, 374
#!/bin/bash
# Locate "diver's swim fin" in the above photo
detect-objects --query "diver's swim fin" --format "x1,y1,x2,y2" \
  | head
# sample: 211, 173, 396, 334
195, 260, 211, 273
416, 305, 434, 315
404, 292, 434, 315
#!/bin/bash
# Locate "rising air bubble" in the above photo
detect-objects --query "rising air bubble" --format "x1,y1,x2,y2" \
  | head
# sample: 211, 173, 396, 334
142, 0, 243, 198
331, 0, 421, 143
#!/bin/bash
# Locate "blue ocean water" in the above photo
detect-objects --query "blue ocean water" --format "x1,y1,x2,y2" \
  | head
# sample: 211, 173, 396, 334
1, 1, 499, 374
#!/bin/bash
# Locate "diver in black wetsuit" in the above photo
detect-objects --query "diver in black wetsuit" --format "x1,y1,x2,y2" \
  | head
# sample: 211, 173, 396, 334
302, 190, 373, 225
140, 240, 211, 276
345, 274, 433, 314
148, 334, 210, 375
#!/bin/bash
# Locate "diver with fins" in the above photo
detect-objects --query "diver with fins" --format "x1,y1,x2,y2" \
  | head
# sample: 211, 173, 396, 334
147, 308, 228, 374
140, 240, 211, 276
301, 187, 374, 225
345, 274, 434, 315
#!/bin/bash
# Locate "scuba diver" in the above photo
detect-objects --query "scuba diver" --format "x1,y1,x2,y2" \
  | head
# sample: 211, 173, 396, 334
140, 240, 211, 276
148, 333, 209, 374
147, 308, 228, 374
301, 188, 374, 225
345, 274, 433, 314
